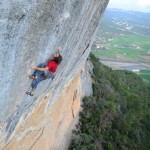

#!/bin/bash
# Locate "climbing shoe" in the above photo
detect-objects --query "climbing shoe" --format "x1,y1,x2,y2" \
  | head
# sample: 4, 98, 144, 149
29, 75, 37, 79
26, 91, 34, 96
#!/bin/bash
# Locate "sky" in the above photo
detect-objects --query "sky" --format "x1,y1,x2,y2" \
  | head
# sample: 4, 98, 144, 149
108, 0, 150, 12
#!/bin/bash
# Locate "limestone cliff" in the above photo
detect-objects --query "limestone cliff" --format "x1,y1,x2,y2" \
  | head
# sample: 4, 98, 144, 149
0, 0, 109, 149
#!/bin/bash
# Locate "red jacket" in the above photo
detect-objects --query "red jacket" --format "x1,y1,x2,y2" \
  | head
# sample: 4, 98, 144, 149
46, 60, 58, 73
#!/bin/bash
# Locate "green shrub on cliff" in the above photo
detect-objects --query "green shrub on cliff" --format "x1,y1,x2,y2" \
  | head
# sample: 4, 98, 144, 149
69, 53, 150, 150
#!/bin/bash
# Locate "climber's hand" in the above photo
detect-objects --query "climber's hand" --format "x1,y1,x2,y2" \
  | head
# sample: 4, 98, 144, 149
32, 66, 37, 70
58, 48, 62, 54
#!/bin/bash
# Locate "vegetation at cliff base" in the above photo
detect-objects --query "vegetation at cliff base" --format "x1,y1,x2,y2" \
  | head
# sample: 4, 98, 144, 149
138, 70, 150, 86
69, 54, 150, 150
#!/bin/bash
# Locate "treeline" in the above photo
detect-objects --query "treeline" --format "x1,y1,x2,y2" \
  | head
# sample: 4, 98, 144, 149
69, 53, 150, 150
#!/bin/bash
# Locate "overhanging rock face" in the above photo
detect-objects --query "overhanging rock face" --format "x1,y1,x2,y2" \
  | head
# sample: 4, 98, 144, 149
0, 0, 109, 149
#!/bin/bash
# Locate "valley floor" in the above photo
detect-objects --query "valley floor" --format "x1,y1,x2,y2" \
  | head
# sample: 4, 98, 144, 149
100, 58, 150, 86
100, 59, 150, 71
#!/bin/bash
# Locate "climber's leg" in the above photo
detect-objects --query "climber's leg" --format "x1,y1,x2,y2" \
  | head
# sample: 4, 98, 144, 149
30, 88, 35, 96
32, 63, 46, 78
26, 75, 44, 96
31, 76, 44, 90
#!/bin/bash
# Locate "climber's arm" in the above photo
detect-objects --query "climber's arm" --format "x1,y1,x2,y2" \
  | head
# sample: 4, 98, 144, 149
32, 66, 48, 71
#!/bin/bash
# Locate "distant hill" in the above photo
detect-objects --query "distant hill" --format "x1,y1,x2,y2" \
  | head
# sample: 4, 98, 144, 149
99, 8, 150, 36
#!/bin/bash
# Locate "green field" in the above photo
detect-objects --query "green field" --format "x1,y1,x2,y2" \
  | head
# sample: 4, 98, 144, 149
138, 70, 150, 86
92, 35, 150, 63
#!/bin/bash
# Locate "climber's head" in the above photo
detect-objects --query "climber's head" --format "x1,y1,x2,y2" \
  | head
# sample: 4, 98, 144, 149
53, 54, 62, 64
54, 53, 59, 57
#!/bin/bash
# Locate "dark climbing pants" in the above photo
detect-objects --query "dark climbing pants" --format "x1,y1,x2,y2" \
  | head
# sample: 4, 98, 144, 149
31, 64, 54, 89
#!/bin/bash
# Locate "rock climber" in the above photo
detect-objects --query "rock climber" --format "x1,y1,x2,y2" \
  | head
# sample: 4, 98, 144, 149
26, 49, 62, 96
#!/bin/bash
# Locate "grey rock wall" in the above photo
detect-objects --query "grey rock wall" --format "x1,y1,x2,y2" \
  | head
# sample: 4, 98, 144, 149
0, 0, 109, 140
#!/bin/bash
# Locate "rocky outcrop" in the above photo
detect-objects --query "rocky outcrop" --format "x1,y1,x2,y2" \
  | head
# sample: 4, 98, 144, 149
0, 0, 109, 149
0, 71, 83, 149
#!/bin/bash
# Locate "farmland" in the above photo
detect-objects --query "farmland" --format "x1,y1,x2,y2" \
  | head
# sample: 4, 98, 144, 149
92, 34, 150, 63
92, 9, 150, 85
